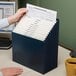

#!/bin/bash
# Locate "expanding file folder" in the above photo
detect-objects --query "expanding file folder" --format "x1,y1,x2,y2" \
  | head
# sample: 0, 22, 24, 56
12, 19, 59, 74
12, 3, 59, 74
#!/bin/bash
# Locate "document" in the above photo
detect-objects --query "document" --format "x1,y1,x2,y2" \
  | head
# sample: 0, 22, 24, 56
13, 3, 57, 41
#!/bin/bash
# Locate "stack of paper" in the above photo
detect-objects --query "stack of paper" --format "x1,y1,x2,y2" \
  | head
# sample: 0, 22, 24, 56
13, 3, 57, 41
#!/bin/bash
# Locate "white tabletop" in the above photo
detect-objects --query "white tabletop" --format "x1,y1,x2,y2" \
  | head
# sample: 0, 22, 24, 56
0, 46, 70, 76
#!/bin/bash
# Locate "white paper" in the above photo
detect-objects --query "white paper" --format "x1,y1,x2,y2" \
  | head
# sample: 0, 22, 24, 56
26, 3, 57, 22
13, 3, 57, 41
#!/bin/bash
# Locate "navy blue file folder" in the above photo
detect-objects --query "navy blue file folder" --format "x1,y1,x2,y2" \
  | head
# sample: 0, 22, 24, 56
12, 19, 59, 74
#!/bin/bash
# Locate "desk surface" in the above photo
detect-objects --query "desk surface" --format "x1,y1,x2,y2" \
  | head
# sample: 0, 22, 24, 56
0, 46, 70, 76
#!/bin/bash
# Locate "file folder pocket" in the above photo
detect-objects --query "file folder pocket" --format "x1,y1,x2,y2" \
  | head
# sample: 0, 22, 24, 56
12, 19, 59, 74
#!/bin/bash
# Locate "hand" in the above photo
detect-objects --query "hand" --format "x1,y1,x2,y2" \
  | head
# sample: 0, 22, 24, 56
8, 8, 28, 25
0, 67, 23, 76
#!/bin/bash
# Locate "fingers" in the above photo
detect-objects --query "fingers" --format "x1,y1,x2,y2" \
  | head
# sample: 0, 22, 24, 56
14, 8, 28, 22
0, 67, 23, 76
8, 8, 28, 25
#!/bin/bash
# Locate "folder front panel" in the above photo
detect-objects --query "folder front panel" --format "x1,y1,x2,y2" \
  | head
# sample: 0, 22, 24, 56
12, 19, 59, 74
